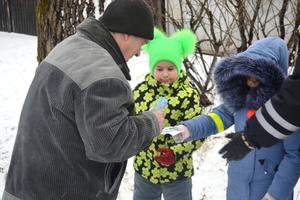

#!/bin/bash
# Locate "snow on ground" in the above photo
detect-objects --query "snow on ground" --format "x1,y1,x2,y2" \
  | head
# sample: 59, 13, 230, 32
0, 32, 39, 194
1, 31, 299, 199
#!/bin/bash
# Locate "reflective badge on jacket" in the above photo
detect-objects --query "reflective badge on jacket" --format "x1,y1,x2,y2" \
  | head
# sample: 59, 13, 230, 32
246, 109, 256, 119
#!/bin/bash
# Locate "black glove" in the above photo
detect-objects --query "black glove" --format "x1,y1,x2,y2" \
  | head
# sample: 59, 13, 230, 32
218, 133, 255, 161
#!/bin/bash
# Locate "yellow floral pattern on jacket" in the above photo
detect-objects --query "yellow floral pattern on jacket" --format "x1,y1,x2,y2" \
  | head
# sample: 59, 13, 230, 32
133, 71, 203, 184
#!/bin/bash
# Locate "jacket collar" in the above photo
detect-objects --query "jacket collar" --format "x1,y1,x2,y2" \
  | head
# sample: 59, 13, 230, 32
76, 17, 131, 80
144, 71, 190, 95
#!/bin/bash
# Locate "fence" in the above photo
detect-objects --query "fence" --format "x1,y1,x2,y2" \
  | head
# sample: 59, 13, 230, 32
0, 0, 37, 35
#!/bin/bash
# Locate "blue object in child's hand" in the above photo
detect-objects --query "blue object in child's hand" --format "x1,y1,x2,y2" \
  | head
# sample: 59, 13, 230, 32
150, 96, 168, 111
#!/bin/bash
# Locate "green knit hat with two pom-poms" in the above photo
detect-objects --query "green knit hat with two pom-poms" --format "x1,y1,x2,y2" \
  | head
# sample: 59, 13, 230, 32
142, 27, 197, 76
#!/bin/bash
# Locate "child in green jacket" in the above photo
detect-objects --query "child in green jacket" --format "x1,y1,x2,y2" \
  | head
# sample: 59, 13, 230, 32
133, 28, 203, 200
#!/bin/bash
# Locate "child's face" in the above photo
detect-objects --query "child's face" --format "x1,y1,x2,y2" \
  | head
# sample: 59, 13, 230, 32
153, 61, 178, 84
246, 76, 260, 89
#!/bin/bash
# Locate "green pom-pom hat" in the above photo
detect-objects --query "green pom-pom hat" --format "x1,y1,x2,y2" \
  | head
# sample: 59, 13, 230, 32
143, 27, 197, 76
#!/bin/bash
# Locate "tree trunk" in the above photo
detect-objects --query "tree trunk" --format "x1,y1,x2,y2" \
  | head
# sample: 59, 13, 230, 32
145, 0, 165, 30
36, 0, 101, 63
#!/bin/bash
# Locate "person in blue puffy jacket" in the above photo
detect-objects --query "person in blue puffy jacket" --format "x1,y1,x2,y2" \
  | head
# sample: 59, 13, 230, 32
176, 37, 300, 200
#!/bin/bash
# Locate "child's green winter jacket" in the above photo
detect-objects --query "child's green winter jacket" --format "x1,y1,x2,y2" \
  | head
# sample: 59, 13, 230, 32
133, 71, 203, 184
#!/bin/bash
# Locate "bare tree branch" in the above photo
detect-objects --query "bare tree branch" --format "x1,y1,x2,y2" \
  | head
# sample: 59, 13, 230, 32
163, 0, 299, 106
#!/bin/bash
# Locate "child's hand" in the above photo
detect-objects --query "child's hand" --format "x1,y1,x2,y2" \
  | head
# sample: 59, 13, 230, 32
218, 132, 255, 161
161, 125, 190, 143
153, 147, 176, 166
175, 125, 191, 142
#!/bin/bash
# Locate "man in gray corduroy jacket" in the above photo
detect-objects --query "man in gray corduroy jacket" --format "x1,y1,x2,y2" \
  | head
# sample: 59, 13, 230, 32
2, 0, 164, 199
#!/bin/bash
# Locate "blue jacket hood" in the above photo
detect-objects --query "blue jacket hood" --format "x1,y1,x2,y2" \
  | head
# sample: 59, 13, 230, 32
213, 37, 288, 112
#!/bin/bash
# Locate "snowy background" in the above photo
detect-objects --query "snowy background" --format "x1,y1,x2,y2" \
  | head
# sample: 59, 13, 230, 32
0, 31, 299, 199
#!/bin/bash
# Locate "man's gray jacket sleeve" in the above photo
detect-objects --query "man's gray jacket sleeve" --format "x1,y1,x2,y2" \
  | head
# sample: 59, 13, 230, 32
75, 78, 160, 162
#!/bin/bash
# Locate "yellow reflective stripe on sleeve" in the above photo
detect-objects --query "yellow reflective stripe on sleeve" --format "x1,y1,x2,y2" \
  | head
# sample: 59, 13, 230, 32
207, 113, 224, 132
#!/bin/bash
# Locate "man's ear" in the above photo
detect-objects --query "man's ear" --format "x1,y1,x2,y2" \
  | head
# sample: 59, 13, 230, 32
123, 34, 133, 42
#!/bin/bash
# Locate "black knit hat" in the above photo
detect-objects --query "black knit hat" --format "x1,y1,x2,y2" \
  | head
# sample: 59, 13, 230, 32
101, 0, 154, 40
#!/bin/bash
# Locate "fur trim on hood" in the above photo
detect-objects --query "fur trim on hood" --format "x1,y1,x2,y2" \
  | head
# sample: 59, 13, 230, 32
213, 55, 286, 112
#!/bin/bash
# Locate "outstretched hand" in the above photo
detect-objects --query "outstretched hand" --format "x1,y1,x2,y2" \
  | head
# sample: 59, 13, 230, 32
152, 111, 165, 131
174, 125, 191, 142
218, 133, 255, 161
